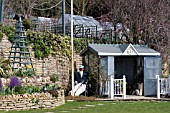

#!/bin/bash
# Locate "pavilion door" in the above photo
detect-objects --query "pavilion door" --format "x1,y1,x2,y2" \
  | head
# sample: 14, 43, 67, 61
144, 57, 162, 96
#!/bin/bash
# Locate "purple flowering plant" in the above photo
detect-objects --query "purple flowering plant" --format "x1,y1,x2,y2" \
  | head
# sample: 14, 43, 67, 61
10, 76, 22, 88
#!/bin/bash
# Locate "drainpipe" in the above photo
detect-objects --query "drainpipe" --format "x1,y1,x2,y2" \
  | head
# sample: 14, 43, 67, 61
0, 0, 5, 23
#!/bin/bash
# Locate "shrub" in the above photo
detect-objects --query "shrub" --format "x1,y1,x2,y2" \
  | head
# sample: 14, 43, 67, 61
4, 87, 10, 95
0, 25, 15, 42
23, 19, 35, 30
25, 86, 41, 94
0, 31, 3, 41
13, 68, 24, 77
17, 86, 26, 94
25, 68, 35, 77
0, 58, 11, 78
31, 86, 41, 93
13, 66, 35, 77
47, 89, 59, 97
0, 79, 3, 91
50, 74, 59, 83
14, 86, 22, 94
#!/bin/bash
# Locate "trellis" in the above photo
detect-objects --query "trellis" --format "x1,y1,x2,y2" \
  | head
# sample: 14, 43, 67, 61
8, 16, 34, 72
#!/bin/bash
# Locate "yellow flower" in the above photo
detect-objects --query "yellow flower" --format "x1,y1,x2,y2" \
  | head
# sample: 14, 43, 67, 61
27, 65, 32, 69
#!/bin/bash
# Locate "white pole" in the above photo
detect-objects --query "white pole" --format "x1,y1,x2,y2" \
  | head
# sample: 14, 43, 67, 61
123, 75, 126, 99
156, 75, 160, 99
71, 0, 74, 96
110, 75, 114, 99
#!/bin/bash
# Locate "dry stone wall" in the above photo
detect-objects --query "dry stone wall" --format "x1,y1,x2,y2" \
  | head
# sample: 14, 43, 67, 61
0, 34, 76, 111
0, 35, 70, 77
0, 34, 84, 91
74, 52, 83, 71
3, 19, 16, 27
0, 35, 11, 59
0, 75, 65, 111
0, 91, 65, 111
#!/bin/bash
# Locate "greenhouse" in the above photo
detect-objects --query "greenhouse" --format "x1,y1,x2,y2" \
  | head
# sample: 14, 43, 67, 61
57, 14, 103, 38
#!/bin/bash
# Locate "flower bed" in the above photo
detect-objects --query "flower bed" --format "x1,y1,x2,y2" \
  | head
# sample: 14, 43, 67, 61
0, 76, 65, 110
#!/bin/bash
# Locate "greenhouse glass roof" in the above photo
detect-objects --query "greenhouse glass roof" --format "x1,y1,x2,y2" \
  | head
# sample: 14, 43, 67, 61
57, 14, 103, 31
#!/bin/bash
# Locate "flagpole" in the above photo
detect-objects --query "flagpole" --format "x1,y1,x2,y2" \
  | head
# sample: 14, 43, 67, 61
71, 0, 74, 96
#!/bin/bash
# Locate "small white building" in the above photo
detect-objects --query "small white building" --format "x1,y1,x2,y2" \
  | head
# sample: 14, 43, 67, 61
80, 44, 161, 97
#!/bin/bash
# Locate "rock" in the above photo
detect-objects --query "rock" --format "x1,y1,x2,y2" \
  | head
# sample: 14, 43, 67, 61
43, 102, 52, 106
22, 107, 29, 110
37, 77, 43, 82
31, 106, 39, 109
23, 94, 28, 98
46, 76, 50, 82
22, 78, 26, 83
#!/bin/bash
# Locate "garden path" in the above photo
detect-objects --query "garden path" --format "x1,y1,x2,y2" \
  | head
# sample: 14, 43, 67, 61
58, 103, 105, 113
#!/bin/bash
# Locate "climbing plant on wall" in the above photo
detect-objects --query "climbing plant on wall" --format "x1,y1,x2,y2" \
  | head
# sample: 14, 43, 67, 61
0, 25, 89, 59
26, 31, 90, 59
0, 24, 15, 42
26, 30, 71, 59
73, 38, 88, 53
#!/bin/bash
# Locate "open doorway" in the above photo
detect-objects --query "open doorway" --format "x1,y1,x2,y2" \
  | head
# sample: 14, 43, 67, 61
114, 56, 144, 95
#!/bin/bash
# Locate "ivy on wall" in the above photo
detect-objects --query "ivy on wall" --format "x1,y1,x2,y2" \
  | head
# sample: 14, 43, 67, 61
73, 38, 89, 53
26, 30, 72, 59
0, 25, 88, 59
0, 24, 15, 42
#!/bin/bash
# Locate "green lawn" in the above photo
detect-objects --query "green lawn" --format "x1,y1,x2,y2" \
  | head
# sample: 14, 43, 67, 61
0, 101, 170, 113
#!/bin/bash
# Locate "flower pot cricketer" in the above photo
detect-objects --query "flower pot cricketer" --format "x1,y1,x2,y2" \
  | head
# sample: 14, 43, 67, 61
71, 65, 89, 96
